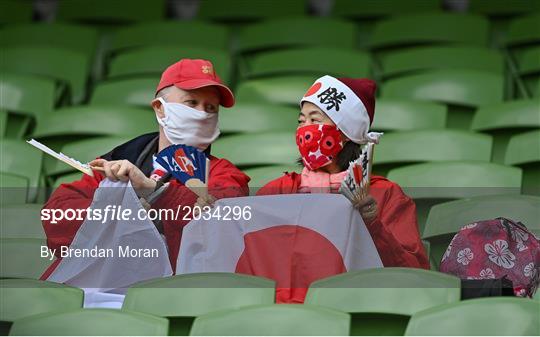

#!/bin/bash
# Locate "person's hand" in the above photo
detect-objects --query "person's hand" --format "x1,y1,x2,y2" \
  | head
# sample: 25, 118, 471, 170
192, 194, 216, 218
353, 195, 378, 225
90, 159, 156, 198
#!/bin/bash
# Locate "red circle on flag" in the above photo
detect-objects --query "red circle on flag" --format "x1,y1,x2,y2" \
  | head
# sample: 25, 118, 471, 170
304, 82, 322, 97
235, 225, 346, 303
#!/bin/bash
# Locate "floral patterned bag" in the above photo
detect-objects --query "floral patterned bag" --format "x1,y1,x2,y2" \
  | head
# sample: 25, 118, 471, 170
440, 218, 540, 298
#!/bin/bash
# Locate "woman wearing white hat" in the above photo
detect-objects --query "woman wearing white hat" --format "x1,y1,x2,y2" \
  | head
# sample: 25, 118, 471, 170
258, 75, 429, 272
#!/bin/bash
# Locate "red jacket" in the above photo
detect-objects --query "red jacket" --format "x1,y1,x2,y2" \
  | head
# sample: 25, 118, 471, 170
41, 156, 250, 279
257, 172, 429, 270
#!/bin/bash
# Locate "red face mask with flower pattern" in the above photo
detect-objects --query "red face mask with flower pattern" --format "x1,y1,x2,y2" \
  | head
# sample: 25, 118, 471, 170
296, 124, 344, 170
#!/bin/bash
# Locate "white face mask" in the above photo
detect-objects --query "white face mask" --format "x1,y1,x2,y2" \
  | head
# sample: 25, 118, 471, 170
156, 97, 220, 151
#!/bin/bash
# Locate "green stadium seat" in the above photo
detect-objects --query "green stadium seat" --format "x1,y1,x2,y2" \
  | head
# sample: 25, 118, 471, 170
9, 308, 169, 336
305, 268, 461, 335
0, 23, 98, 58
220, 102, 298, 134
370, 99, 447, 132
387, 161, 523, 232
369, 13, 489, 52
469, 0, 540, 16
190, 304, 350, 336
373, 130, 493, 176
53, 172, 84, 189
45, 136, 132, 179
235, 75, 317, 106
0, 73, 56, 139
108, 46, 231, 83
0, 238, 51, 279
471, 99, 540, 163
379, 46, 503, 79
244, 165, 299, 194
506, 12, 540, 47
0, 204, 45, 239
0, 46, 90, 104
123, 273, 275, 335
33, 105, 155, 143
108, 21, 229, 57
0, 279, 83, 335
0, 0, 33, 24
240, 47, 371, 80
236, 17, 357, 54
90, 78, 156, 107
516, 46, 540, 96
0, 173, 28, 205
423, 194, 540, 269
505, 130, 540, 195
332, 0, 440, 19
56, 0, 166, 24
213, 132, 298, 168
1, 139, 42, 202
198, 0, 305, 22
382, 69, 504, 129
405, 297, 540, 336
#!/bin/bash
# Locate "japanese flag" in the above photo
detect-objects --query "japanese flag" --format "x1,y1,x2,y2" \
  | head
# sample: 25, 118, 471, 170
176, 194, 383, 303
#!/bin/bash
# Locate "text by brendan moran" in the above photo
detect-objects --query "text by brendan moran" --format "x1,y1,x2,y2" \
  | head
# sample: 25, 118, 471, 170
41, 246, 159, 261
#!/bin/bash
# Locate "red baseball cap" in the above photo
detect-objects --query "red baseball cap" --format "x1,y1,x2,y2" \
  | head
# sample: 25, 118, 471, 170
156, 59, 235, 108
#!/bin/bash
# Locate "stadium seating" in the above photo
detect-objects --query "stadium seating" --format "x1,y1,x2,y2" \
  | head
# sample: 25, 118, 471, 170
382, 69, 504, 129
0, 73, 56, 139
469, 0, 540, 16
9, 308, 169, 336
198, 0, 305, 22
0, 204, 45, 239
123, 273, 276, 335
90, 78, 156, 107
423, 194, 540, 269
107, 46, 231, 84
305, 268, 460, 335
235, 75, 317, 106
505, 12, 540, 47
107, 21, 229, 58
505, 130, 540, 195
0, 0, 33, 24
53, 172, 84, 188
387, 161, 523, 231
1, 139, 42, 202
0, 23, 98, 58
369, 13, 489, 53
370, 99, 447, 132
0, 279, 83, 335
379, 46, 504, 79
471, 99, 540, 163
32, 105, 155, 144
0, 46, 90, 104
0, 238, 51, 279
212, 132, 298, 168
219, 102, 298, 134
236, 17, 358, 55
240, 47, 372, 80
332, 0, 441, 19
373, 130, 493, 176
56, 0, 166, 23
245, 165, 299, 193
404, 297, 540, 335
190, 304, 350, 336
515, 46, 540, 96
0, 173, 28, 205
44, 136, 132, 180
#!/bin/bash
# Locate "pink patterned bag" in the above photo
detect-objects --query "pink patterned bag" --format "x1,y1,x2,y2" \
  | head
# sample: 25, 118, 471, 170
440, 218, 540, 297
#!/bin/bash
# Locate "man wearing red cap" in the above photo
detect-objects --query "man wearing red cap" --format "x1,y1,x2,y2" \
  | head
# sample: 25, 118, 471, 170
258, 75, 429, 302
41, 59, 249, 278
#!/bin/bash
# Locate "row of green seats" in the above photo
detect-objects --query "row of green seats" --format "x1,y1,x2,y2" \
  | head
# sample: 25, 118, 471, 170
1, 128, 537, 203
2, 270, 539, 335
